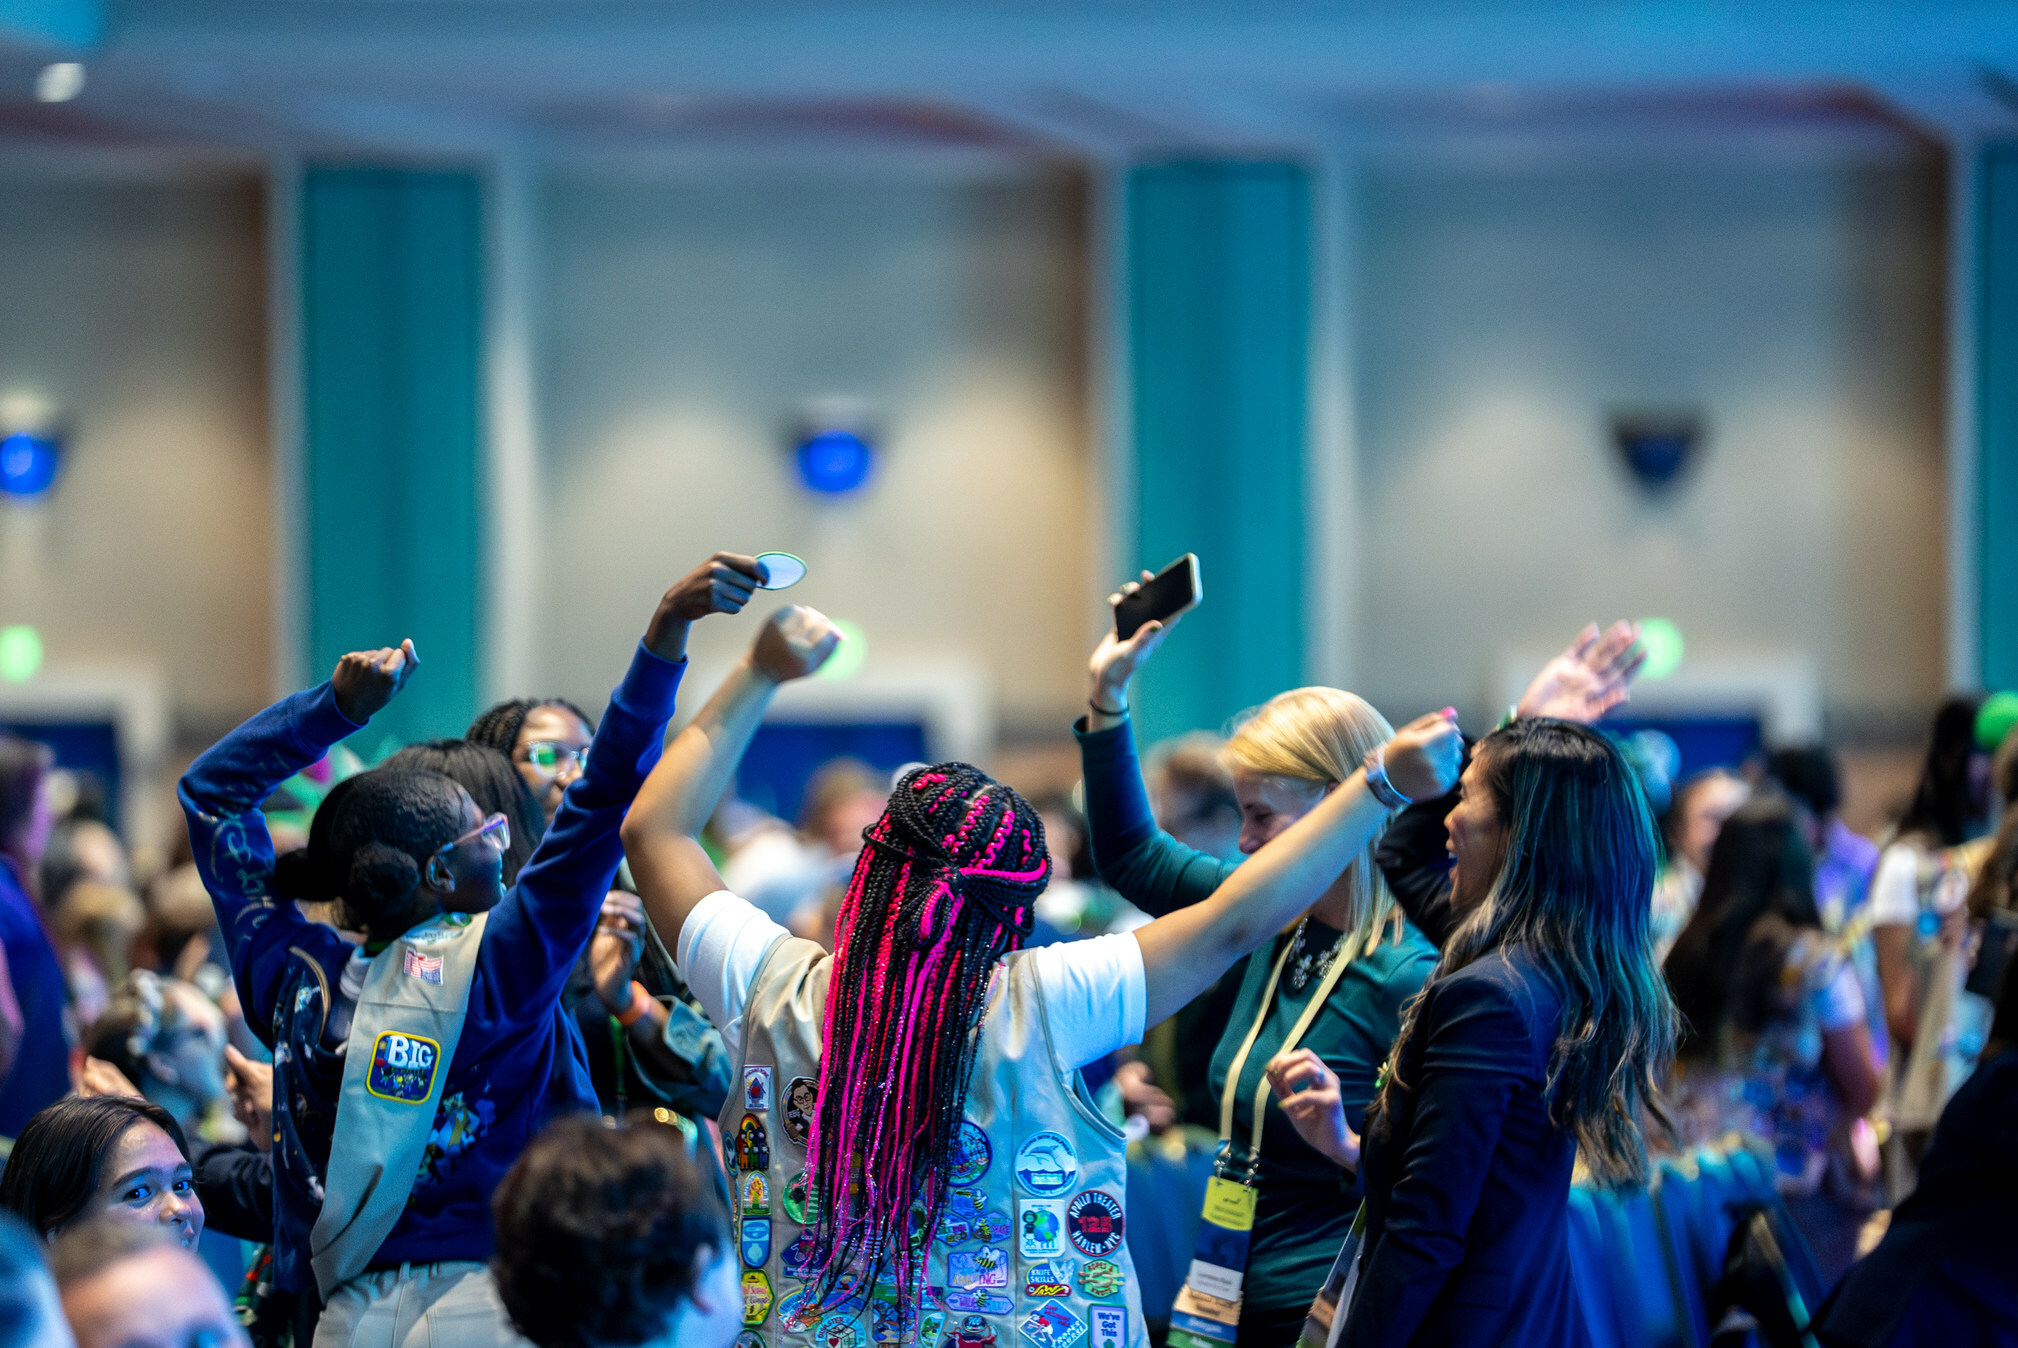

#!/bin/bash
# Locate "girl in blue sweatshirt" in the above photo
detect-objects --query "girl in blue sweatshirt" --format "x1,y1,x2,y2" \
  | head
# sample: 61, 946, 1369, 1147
179, 552, 768, 1348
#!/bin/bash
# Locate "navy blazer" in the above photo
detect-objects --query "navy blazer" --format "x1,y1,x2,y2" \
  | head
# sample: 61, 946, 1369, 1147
1344, 949, 1588, 1348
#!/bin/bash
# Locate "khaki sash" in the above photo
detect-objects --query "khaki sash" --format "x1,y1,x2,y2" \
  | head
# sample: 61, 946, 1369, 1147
310, 911, 487, 1298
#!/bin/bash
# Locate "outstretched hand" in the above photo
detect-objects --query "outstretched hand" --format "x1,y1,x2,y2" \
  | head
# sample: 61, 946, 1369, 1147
1266, 1048, 1360, 1171
1087, 571, 1183, 717
1518, 620, 1645, 723
332, 640, 418, 723
752, 606, 841, 683
645, 552, 770, 661
1380, 709, 1464, 802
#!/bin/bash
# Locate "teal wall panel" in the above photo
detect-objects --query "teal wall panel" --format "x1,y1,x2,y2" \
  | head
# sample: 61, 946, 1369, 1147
301, 168, 484, 748
1982, 146, 2018, 689
1127, 161, 1310, 744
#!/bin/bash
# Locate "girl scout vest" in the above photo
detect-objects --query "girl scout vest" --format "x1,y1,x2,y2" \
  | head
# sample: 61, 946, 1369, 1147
310, 911, 487, 1298
724, 934, 1147, 1348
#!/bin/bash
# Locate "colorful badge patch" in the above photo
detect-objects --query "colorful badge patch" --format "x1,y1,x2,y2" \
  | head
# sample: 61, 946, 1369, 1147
742, 1271, 774, 1327
919, 1310, 947, 1347
1088, 1306, 1127, 1348
402, 948, 444, 983
739, 1115, 771, 1172
745, 1065, 775, 1112
943, 1291, 1014, 1316
784, 1169, 816, 1225
1024, 1260, 1073, 1299
1065, 1191, 1125, 1259
735, 1334, 766, 1348
741, 1217, 772, 1267
1076, 1259, 1123, 1301
1018, 1300, 1088, 1348
1013, 1132, 1078, 1197
784, 1076, 818, 1146
1017, 1199, 1068, 1259
942, 1315, 1000, 1348
365, 1031, 440, 1104
950, 1120, 992, 1184
947, 1245, 1009, 1299
937, 1187, 1010, 1246
815, 1318, 864, 1348
740, 1171, 771, 1216
780, 1228, 817, 1279
777, 1285, 822, 1334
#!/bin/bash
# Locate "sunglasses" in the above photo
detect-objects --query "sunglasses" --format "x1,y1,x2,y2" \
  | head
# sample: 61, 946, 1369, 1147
523, 740, 589, 778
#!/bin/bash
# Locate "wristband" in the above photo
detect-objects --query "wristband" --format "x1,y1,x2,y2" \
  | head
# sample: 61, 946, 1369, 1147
614, 981, 653, 1027
1363, 745, 1413, 811
1088, 697, 1128, 718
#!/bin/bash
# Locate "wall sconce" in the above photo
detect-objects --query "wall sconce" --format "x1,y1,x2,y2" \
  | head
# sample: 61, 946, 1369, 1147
1610, 411, 1702, 491
791, 399, 876, 497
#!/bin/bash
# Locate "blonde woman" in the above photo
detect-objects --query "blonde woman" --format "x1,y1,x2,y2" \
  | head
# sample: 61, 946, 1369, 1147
1078, 583, 1644, 1346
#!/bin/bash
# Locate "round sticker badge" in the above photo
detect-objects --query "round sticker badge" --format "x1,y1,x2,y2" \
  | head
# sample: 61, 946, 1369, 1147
949, 1120, 991, 1185
1012, 1132, 1077, 1197
777, 1285, 822, 1335
736, 1333, 767, 1348
1064, 1190, 1125, 1259
783, 1076, 819, 1147
783, 1169, 816, 1225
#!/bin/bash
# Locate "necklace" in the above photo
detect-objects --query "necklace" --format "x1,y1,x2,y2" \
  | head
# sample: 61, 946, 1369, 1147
1283, 916, 1346, 994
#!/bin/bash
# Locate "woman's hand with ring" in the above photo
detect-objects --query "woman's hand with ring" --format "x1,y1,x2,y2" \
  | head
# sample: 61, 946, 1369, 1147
1265, 1047, 1360, 1171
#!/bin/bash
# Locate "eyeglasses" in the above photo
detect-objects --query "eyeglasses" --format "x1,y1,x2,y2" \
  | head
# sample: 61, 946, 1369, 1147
436, 812, 511, 860
522, 740, 589, 778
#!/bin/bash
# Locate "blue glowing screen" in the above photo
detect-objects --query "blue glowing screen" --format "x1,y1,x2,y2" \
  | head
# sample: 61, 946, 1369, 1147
795, 430, 874, 495
0, 433, 60, 497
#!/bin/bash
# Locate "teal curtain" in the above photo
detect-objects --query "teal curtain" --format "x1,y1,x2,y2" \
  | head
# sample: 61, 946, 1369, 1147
1127, 161, 1311, 745
300, 168, 484, 748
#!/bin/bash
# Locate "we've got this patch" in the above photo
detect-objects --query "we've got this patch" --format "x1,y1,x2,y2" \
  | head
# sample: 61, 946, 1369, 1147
365, 1031, 440, 1104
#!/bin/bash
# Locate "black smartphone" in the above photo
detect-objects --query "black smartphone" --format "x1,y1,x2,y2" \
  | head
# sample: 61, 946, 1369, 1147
1115, 553, 1202, 640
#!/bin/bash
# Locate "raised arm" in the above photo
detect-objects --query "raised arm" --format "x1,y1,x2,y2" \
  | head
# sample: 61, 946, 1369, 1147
1132, 711, 1462, 1027
623, 607, 839, 957
178, 641, 416, 1033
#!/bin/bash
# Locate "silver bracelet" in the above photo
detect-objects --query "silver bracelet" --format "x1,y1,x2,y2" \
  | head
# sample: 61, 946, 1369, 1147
1363, 744, 1413, 811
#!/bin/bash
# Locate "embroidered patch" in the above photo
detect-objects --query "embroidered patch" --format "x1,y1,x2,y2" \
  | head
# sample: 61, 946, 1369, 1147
1088, 1306, 1127, 1348
950, 1120, 992, 1184
815, 1318, 864, 1348
745, 1065, 775, 1112
1017, 1300, 1087, 1348
1017, 1199, 1067, 1259
779, 1228, 817, 1279
784, 1076, 818, 1146
740, 1170, 771, 1215
1076, 1258, 1123, 1301
735, 1334, 766, 1348
742, 1217, 772, 1267
365, 1031, 440, 1103
918, 1310, 947, 1347
1065, 1191, 1125, 1258
942, 1291, 1013, 1316
784, 1168, 819, 1225
1024, 1260, 1073, 1299
402, 949, 444, 983
1013, 1132, 1077, 1197
942, 1315, 1000, 1348
937, 1187, 1010, 1245
777, 1285, 822, 1334
739, 1114, 771, 1171
742, 1271, 774, 1327
947, 1246, 1009, 1295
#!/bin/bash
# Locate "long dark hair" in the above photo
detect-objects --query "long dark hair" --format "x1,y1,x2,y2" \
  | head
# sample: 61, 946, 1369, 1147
272, 768, 468, 943
1374, 719, 1677, 1189
1899, 695, 1986, 847
383, 740, 542, 885
804, 763, 1049, 1305
0, 1095, 190, 1237
1663, 795, 1821, 1054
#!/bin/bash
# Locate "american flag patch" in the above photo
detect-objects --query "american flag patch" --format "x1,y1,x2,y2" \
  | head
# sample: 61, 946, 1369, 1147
404, 949, 444, 984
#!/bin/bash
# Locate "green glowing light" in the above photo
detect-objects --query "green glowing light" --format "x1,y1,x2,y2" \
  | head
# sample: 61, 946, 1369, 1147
0, 626, 42, 683
1637, 618, 1683, 682
816, 619, 867, 682
1977, 689, 2018, 751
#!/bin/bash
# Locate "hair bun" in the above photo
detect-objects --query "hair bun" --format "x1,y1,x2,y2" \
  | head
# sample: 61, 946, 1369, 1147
273, 847, 336, 903
348, 842, 422, 912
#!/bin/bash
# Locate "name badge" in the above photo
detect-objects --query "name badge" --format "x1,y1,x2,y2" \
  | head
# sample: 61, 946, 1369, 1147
366, 1031, 441, 1104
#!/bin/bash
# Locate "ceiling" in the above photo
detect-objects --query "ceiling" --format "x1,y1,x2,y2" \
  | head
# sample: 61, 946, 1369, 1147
1, 0, 2014, 166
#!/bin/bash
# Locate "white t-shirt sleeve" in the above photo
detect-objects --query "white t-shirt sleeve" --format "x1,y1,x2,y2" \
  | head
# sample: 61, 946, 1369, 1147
674, 889, 792, 1067
1024, 932, 1148, 1072
1868, 846, 1922, 928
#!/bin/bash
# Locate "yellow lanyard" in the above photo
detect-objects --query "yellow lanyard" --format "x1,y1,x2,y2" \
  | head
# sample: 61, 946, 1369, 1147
1217, 918, 1368, 1165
